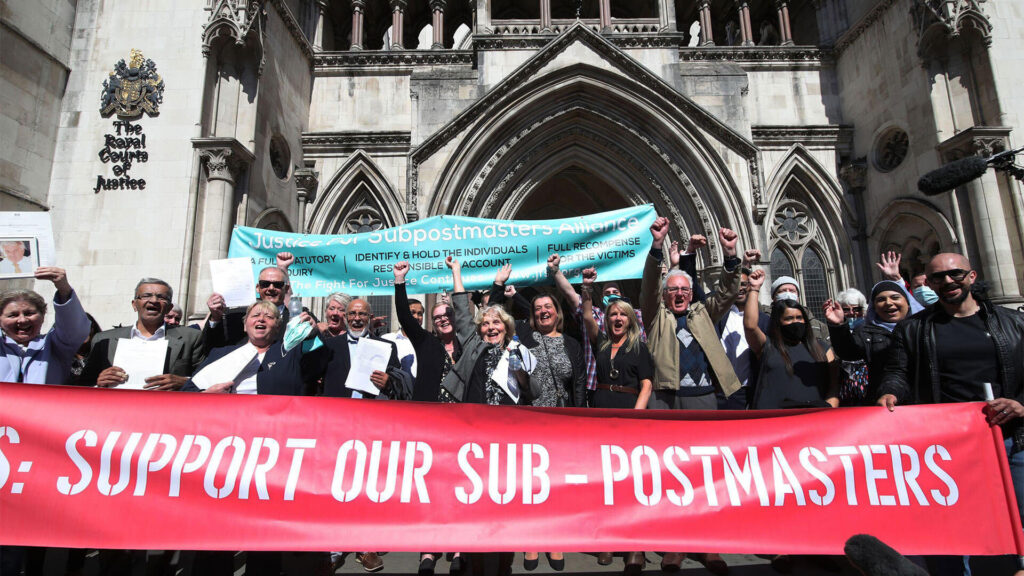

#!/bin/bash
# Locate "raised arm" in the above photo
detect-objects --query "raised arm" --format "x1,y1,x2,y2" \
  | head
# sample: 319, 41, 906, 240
744, 269, 768, 358
547, 254, 581, 310
393, 261, 429, 344
580, 267, 600, 343
446, 255, 465, 294
702, 229, 746, 323
640, 217, 670, 323
487, 263, 513, 305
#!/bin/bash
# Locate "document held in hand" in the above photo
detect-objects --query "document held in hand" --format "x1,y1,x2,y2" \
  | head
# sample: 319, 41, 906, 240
344, 338, 392, 396
210, 257, 257, 308
111, 338, 169, 390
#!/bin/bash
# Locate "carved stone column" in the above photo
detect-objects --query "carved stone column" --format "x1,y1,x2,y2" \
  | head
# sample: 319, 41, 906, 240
430, 0, 446, 49
658, 0, 677, 32
735, 0, 754, 46
190, 137, 255, 313
390, 0, 407, 49
294, 168, 319, 234
539, 0, 552, 31
599, 0, 611, 31
774, 0, 793, 45
937, 127, 1022, 302
697, 0, 714, 45
350, 0, 365, 50
839, 158, 872, 290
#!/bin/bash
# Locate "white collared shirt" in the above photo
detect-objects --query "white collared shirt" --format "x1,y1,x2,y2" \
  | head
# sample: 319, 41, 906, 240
382, 330, 416, 378
131, 323, 166, 341
720, 304, 752, 387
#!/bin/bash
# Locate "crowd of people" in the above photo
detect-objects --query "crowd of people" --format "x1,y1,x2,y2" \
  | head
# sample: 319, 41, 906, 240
1, 215, 1022, 576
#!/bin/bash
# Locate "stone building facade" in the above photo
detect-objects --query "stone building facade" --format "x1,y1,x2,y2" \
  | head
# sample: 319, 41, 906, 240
2, 0, 1023, 327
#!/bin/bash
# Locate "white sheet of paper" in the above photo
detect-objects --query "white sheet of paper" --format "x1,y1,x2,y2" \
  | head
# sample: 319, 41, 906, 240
210, 257, 257, 308
344, 338, 391, 396
111, 338, 169, 390
190, 344, 259, 391
0, 212, 56, 266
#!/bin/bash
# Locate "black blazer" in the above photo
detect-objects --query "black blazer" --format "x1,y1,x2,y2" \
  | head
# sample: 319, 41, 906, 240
302, 333, 402, 399
182, 341, 305, 396
394, 282, 459, 402
79, 325, 207, 386
202, 305, 291, 352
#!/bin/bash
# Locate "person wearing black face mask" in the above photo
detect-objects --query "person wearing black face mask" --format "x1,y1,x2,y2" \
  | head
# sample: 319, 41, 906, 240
743, 269, 839, 410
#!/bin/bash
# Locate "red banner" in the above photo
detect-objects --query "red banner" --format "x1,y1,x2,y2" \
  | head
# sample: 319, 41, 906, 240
0, 383, 1020, 555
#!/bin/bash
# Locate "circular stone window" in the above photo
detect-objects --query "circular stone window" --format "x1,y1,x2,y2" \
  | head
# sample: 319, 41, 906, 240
268, 135, 291, 180
873, 127, 909, 172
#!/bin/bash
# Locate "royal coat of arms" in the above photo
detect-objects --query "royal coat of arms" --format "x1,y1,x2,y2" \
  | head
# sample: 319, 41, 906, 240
100, 49, 164, 118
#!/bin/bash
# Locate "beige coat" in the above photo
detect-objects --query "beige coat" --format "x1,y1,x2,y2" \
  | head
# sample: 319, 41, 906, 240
639, 251, 742, 397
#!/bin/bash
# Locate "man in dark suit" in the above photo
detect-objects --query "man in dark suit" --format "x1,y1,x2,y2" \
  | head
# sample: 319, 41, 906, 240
302, 297, 409, 573
203, 252, 293, 350
81, 278, 206, 390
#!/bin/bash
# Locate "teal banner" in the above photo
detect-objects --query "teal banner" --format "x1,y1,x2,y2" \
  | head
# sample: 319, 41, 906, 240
228, 205, 656, 296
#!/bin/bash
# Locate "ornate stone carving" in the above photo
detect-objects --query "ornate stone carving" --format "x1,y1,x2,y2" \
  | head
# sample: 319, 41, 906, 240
200, 148, 236, 184
314, 50, 474, 70
679, 46, 831, 67
266, 0, 315, 62
193, 137, 255, 185
935, 125, 1011, 162
839, 158, 868, 191
772, 202, 815, 245
873, 127, 909, 172
346, 207, 384, 233
294, 167, 319, 203
301, 131, 411, 155
751, 125, 852, 147
202, 0, 267, 68
913, 0, 992, 53
452, 104, 718, 261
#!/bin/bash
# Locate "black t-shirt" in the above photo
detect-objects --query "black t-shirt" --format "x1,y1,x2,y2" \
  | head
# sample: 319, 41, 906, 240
933, 312, 1001, 402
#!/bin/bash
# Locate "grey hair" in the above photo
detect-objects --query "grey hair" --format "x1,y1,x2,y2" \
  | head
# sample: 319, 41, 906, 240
135, 278, 173, 301
836, 288, 867, 308
169, 304, 183, 315
661, 269, 693, 293
0, 289, 47, 317
327, 292, 352, 308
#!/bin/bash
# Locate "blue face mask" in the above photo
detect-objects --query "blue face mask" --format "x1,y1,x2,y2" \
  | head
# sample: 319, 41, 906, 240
603, 294, 627, 308
913, 286, 938, 305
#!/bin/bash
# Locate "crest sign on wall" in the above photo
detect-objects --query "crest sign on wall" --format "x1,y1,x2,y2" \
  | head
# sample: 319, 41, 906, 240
99, 49, 165, 118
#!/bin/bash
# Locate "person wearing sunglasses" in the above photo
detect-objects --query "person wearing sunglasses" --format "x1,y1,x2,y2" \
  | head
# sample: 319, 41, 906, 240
878, 253, 1024, 574
203, 252, 296, 350
80, 277, 206, 391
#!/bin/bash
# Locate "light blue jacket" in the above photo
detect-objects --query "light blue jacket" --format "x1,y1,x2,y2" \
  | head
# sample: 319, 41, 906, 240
1, 290, 90, 385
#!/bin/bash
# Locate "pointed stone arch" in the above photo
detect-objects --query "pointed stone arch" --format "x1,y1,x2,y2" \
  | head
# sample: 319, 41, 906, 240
252, 207, 293, 232
763, 144, 853, 298
412, 29, 761, 265
308, 150, 404, 235
870, 197, 958, 277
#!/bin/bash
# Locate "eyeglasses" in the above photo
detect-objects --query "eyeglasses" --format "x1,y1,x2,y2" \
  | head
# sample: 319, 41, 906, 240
927, 269, 970, 283
135, 293, 170, 303
258, 280, 286, 289
841, 306, 863, 314
347, 311, 370, 318
432, 314, 450, 322
665, 287, 692, 294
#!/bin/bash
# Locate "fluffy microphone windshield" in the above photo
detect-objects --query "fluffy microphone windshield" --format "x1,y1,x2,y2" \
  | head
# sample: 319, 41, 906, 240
917, 155, 988, 196
844, 534, 929, 576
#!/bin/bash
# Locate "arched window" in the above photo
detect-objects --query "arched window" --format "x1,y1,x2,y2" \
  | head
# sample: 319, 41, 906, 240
801, 249, 828, 316
770, 247, 794, 280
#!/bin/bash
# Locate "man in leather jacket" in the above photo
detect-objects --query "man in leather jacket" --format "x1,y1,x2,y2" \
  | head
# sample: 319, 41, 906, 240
878, 253, 1023, 575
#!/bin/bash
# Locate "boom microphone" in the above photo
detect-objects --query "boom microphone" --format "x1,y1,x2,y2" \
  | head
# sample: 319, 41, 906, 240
844, 534, 928, 576
917, 155, 989, 196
